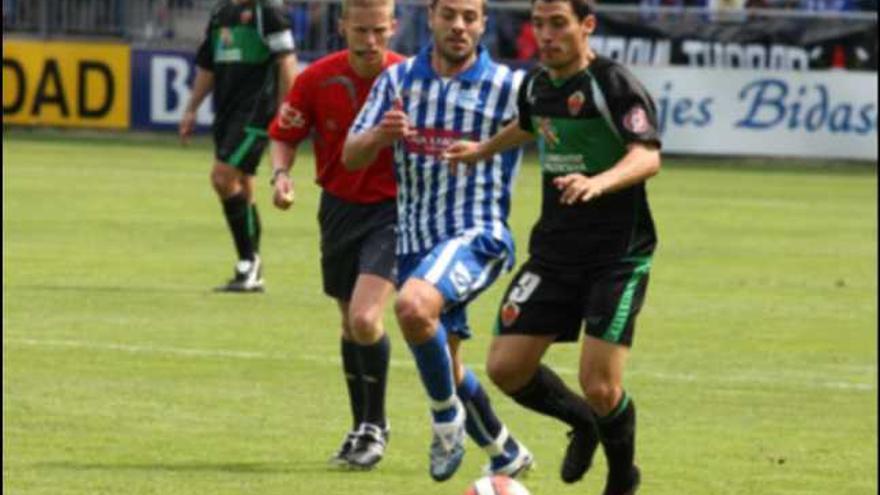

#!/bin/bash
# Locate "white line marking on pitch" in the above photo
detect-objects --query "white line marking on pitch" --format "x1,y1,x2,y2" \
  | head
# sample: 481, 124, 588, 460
4, 337, 875, 392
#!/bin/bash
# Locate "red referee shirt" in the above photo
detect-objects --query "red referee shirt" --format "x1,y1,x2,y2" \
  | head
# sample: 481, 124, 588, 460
268, 50, 404, 204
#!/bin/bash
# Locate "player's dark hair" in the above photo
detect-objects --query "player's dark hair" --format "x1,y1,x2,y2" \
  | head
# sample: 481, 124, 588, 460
530, 0, 595, 19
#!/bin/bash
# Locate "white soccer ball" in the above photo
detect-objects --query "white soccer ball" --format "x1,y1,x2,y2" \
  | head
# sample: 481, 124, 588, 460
463, 475, 531, 495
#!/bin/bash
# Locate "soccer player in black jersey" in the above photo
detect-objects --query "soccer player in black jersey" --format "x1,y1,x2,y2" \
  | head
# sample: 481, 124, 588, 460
180, 0, 297, 292
445, 0, 660, 493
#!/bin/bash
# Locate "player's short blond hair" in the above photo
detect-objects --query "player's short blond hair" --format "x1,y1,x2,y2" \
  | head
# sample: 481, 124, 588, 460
340, 0, 396, 17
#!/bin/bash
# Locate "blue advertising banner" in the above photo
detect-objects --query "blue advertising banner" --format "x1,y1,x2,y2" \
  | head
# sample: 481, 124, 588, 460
131, 49, 214, 131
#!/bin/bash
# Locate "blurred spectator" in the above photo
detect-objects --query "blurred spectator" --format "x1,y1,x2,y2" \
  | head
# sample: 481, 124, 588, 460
491, 2, 530, 60
516, 21, 538, 62
639, 0, 686, 22
800, 0, 856, 9
390, 3, 430, 55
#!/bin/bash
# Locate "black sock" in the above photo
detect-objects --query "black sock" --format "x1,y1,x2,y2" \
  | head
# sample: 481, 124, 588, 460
221, 193, 255, 261
510, 364, 595, 428
341, 338, 365, 430
249, 203, 261, 254
359, 334, 390, 429
596, 391, 636, 483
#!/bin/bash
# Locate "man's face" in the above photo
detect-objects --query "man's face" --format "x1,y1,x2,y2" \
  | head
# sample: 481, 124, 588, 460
531, 0, 594, 70
340, 5, 396, 66
429, 0, 485, 65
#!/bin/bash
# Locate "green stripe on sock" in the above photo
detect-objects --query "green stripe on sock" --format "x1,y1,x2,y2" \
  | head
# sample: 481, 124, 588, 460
246, 204, 256, 238
599, 390, 631, 423
602, 256, 652, 343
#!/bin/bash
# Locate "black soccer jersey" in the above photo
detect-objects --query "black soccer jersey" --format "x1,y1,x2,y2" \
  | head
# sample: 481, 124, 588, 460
517, 56, 661, 266
195, 0, 295, 126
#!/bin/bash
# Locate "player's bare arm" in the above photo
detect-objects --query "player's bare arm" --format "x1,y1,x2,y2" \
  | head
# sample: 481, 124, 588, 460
443, 120, 534, 174
554, 142, 660, 205
343, 99, 414, 170
268, 138, 297, 210
276, 53, 298, 106
179, 67, 214, 145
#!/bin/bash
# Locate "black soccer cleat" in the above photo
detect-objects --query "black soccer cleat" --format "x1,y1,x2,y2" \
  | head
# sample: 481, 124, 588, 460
561, 422, 600, 483
214, 256, 264, 293
602, 465, 641, 495
347, 423, 389, 470
328, 430, 360, 467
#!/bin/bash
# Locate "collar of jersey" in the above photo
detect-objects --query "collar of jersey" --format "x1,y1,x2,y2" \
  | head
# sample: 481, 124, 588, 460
410, 43, 492, 83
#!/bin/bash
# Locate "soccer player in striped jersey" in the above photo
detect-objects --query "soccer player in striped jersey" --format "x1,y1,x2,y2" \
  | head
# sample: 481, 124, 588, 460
267, 0, 404, 470
342, 0, 534, 483
445, 0, 661, 493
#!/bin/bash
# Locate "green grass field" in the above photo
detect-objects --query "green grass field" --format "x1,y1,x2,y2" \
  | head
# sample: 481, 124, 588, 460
3, 130, 877, 495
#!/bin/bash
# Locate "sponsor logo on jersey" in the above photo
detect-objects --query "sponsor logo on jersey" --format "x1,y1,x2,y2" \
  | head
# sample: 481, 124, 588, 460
500, 301, 520, 327
403, 128, 468, 157
536, 117, 560, 149
220, 27, 234, 47
278, 102, 306, 129
544, 153, 586, 173
216, 28, 242, 62
567, 90, 586, 116
623, 105, 651, 134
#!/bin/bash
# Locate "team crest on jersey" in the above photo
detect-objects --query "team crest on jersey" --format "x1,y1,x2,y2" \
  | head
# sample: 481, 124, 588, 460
623, 105, 651, 134
500, 301, 520, 327
567, 90, 586, 116
240, 9, 253, 24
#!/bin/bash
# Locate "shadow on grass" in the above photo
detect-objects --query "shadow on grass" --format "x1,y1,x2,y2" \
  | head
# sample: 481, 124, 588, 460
35, 460, 341, 475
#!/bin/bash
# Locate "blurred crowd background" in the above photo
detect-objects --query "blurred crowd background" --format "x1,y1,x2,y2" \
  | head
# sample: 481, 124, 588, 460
3, 0, 878, 66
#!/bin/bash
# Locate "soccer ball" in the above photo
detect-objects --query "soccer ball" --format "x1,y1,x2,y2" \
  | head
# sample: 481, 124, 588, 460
463, 475, 531, 495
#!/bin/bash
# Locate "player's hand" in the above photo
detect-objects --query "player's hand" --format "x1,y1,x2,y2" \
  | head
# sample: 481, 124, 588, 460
443, 140, 481, 176
553, 173, 604, 205
179, 110, 196, 145
273, 175, 295, 210
376, 98, 415, 146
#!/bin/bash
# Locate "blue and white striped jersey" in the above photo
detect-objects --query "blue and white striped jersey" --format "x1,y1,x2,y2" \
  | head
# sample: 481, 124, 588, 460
350, 45, 525, 256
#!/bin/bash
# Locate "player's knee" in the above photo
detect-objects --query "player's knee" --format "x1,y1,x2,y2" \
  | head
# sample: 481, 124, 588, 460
580, 375, 617, 413
350, 308, 383, 343
486, 354, 520, 394
210, 168, 236, 196
394, 295, 434, 340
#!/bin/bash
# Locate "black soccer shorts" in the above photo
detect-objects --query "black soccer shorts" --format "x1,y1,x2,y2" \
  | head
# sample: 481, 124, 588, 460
214, 111, 268, 176
493, 255, 652, 347
318, 192, 398, 302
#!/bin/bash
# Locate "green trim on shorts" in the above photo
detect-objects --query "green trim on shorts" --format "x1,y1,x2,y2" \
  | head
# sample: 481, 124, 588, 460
602, 256, 652, 343
228, 126, 268, 167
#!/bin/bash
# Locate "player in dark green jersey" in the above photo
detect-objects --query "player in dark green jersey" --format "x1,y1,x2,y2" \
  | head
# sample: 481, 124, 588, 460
445, 0, 660, 493
180, 0, 297, 292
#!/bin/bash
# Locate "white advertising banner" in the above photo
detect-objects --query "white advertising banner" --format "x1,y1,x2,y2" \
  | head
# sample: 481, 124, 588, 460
629, 67, 878, 160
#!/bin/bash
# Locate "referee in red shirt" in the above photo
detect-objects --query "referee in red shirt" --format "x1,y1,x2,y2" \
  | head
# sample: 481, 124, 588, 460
266, 0, 404, 471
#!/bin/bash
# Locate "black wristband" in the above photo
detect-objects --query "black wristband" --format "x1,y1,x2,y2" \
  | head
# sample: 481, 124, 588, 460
270, 168, 289, 186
